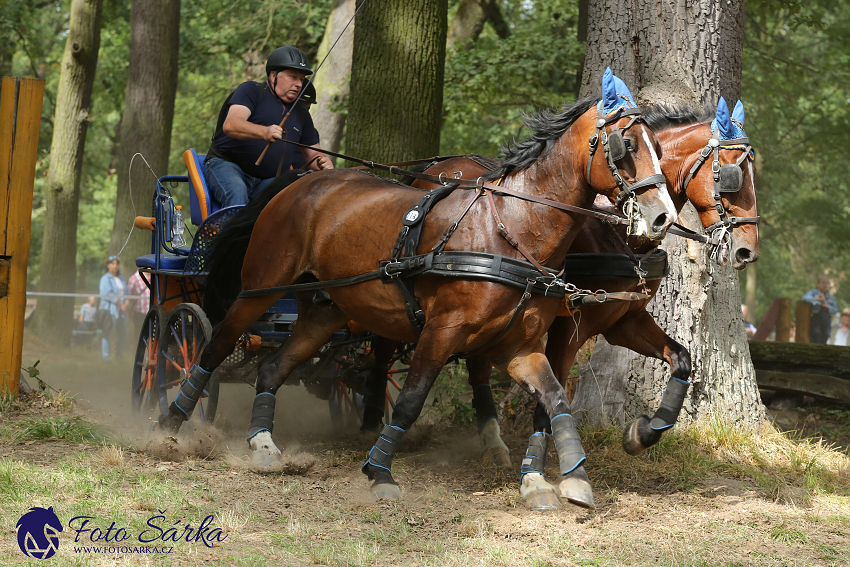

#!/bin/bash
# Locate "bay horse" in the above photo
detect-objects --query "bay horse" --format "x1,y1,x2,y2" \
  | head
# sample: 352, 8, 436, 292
382, 97, 759, 509
157, 70, 675, 507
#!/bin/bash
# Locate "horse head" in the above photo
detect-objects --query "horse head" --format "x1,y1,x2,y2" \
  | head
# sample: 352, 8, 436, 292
583, 68, 676, 241
680, 97, 760, 269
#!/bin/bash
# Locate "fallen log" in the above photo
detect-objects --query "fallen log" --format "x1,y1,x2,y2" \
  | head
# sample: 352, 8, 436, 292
748, 341, 850, 403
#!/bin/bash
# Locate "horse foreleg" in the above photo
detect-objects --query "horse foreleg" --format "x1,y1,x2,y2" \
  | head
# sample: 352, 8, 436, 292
507, 351, 594, 510
467, 356, 511, 467
360, 336, 397, 433
249, 299, 350, 467
602, 309, 692, 456
361, 329, 460, 501
158, 296, 279, 433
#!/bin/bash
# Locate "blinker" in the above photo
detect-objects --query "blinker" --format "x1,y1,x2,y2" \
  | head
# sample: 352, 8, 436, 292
607, 131, 627, 162
718, 164, 743, 193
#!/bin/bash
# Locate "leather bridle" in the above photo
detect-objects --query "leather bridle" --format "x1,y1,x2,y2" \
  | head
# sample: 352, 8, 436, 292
586, 107, 668, 211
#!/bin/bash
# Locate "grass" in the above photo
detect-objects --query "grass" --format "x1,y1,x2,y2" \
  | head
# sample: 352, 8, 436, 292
4, 415, 110, 445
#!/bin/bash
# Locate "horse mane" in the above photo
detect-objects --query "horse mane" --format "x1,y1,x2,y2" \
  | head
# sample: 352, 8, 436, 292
489, 96, 602, 179
202, 170, 304, 326
640, 103, 713, 132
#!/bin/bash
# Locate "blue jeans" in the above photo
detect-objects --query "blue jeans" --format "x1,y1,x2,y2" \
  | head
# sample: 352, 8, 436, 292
204, 157, 277, 207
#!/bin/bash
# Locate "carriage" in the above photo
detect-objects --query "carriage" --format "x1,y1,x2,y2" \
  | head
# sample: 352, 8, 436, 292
129, 149, 405, 427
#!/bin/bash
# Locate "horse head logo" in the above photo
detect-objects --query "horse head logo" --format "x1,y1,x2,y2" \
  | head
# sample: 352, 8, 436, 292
16, 506, 63, 559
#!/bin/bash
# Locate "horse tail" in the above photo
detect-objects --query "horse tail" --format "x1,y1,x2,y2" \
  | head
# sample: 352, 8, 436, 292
202, 170, 305, 326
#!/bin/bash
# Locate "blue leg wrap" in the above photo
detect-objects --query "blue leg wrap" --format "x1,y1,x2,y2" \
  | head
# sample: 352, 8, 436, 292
247, 393, 276, 441
520, 432, 549, 481
650, 377, 690, 431
172, 365, 213, 418
361, 424, 405, 474
551, 414, 587, 475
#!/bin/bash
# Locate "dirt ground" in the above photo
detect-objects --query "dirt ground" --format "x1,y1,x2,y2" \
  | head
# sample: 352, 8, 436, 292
1, 334, 849, 566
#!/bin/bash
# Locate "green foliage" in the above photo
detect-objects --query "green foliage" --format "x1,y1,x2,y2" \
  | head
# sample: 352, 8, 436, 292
743, 0, 850, 315
441, 0, 585, 156
431, 361, 476, 425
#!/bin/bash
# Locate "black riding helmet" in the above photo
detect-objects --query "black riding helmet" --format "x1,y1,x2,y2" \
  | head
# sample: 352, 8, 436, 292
300, 82, 317, 105
266, 45, 313, 76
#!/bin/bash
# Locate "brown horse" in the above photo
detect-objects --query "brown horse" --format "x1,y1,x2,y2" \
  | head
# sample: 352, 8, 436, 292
382, 98, 760, 509
157, 73, 675, 507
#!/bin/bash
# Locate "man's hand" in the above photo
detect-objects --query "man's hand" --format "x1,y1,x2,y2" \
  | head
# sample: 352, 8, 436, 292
316, 156, 334, 170
262, 124, 283, 143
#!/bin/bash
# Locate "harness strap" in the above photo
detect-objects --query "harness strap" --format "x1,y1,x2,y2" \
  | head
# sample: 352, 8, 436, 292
279, 139, 631, 226
485, 189, 551, 276
463, 279, 535, 358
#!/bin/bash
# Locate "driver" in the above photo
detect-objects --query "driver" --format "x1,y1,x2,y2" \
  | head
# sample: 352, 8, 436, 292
204, 45, 333, 206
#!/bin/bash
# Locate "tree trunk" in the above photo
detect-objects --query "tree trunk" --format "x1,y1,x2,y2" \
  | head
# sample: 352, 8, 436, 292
311, 0, 356, 160
345, 0, 447, 163
108, 0, 180, 261
572, 0, 765, 426
29, 0, 103, 344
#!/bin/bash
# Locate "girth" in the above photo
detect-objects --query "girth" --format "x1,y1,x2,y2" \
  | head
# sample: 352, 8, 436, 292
561, 250, 669, 281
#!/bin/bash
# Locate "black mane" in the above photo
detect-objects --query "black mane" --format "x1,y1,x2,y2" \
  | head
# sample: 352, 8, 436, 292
640, 103, 713, 132
489, 96, 601, 179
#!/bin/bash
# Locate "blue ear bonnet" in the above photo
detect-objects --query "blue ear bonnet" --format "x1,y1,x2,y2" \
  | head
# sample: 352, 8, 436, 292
711, 97, 747, 140
598, 67, 638, 116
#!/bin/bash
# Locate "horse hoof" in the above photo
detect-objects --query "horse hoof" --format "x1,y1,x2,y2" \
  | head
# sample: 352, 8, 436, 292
622, 416, 650, 456
479, 419, 511, 467
250, 431, 282, 469
371, 482, 401, 501
520, 473, 561, 511
558, 476, 595, 510
483, 447, 512, 468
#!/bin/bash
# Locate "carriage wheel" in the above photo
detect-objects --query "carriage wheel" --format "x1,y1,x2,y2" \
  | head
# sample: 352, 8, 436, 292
155, 303, 219, 424
132, 305, 166, 416
328, 376, 364, 430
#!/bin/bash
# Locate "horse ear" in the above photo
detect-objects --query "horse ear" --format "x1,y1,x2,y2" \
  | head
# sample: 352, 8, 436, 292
612, 76, 637, 108
602, 67, 617, 110
732, 100, 745, 126
715, 97, 733, 139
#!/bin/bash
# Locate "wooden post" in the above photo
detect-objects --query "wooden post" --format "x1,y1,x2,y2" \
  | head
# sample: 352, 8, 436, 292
0, 77, 45, 396
753, 298, 780, 341
795, 300, 812, 344
776, 298, 792, 342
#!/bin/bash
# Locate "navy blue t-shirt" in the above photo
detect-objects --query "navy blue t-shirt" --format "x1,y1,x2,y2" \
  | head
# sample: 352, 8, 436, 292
212, 81, 320, 179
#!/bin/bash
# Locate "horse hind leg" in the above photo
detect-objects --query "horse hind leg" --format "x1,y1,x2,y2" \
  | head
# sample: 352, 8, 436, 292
603, 311, 692, 456
467, 356, 511, 467
157, 295, 278, 434
507, 352, 594, 510
249, 298, 350, 468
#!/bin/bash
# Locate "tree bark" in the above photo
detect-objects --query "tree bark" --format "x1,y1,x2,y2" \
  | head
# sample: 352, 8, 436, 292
572, 0, 765, 426
345, 0, 447, 164
107, 0, 180, 261
311, 0, 356, 160
29, 0, 103, 344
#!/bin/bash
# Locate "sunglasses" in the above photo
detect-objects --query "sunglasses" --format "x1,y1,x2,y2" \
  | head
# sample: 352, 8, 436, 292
108, 256, 120, 262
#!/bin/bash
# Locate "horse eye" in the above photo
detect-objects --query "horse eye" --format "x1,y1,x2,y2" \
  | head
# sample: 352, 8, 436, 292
624, 139, 635, 151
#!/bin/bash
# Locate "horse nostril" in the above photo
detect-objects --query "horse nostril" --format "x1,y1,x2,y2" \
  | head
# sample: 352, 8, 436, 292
652, 213, 669, 232
735, 247, 753, 263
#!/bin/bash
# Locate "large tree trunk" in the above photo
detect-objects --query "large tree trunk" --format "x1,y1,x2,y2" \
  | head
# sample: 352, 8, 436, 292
447, 0, 509, 49
107, 0, 180, 261
572, 0, 765, 426
29, 0, 103, 344
311, 0, 356, 160
345, 0, 447, 163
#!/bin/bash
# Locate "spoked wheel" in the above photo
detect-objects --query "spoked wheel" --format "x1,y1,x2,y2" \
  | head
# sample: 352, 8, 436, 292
155, 303, 219, 423
132, 305, 166, 416
329, 376, 364, 430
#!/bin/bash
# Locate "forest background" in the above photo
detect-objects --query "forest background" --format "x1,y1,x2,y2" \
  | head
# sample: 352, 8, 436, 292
3, 0, 849, 320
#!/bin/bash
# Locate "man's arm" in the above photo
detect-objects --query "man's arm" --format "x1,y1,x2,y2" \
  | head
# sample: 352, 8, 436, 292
300, 145, 334, 171
223, 105, 283, 143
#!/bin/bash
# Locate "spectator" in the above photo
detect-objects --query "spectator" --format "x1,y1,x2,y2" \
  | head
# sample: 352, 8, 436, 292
127, 270, 151, 336
802, 276, 839, 344
99, 256, 128, 360
831, 308, 850, 346
741, 304, 757, 339
78, 296, 97, 331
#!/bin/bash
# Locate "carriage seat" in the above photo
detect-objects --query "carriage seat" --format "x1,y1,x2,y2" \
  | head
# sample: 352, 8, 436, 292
183, 148, 221, 226
135, 253, 187, 271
